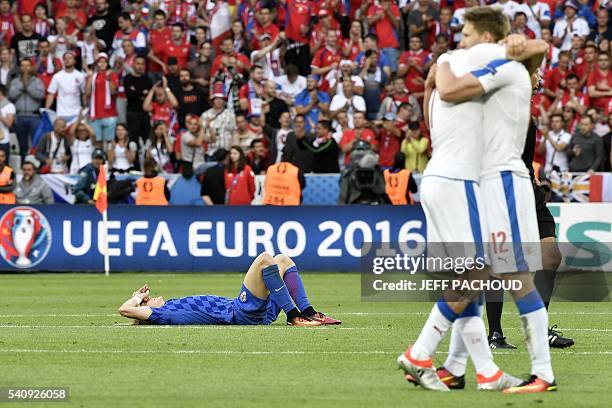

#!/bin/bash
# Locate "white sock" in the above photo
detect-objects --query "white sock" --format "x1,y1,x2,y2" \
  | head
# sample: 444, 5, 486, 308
520, 307, 555, 383
461, 316, 499, 380
411, 303, 455, 361
443, 319, 469, 376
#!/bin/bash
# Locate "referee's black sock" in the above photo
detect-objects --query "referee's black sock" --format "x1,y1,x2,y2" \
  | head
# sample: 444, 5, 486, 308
534, 269, 557, 310
485, 287, 504, 337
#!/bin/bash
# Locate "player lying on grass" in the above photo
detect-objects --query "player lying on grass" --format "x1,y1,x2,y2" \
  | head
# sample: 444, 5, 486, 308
118, 252, 341, 326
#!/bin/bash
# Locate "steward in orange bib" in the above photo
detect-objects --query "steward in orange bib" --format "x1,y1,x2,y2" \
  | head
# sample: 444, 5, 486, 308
0, 149, 16, 204
135, 159, 170, 205
263, 162, 306, 206
384, 152, 417, 205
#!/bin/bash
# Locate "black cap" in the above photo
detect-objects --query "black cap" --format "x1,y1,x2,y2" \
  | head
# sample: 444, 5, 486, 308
92, 148, 106, 160
167, 57, 178, 65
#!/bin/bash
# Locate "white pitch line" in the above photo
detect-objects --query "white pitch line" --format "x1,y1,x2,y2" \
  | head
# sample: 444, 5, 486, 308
0, 349, 611, 356
0, 325, 610, 332
2, 311, 612, 318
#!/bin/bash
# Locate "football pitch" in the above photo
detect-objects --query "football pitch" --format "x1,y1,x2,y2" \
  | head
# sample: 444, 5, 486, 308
0, 273, 610, 407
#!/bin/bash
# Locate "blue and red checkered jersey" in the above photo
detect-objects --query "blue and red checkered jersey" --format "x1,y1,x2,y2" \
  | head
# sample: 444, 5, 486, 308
147, 295, 234, 325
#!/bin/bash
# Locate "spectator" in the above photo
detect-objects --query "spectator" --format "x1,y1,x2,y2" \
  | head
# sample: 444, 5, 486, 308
32, 40, 61, 92
310, 28, 342, 92
553, 1, 589, 51
48, 17, 78, 60
200, 84, 236, 157
124, 55, 153, 144
144, 122, 174, 174
491, 0, 521, 21
107, 124, 137, 173
310, 9, 341, 56
587, 52, 612, 112
247, 138, 272, 175
179, 114, 207, 177
512, 12, 536, 39
87, 0, 119, 54
233, 112, 259, 151
135, 158, 170, 206
562, 105, 579, 133
377, 76, 421, 120
329, 76, 366, 128
377, 110, 404, 168
14, 161, 54, 204
587, 107, 610, 137
360, 50, 388, 120
339, 111, 378, 164
56, 0, 87, 34
74, 148, 105, 204
33, 4, 52, 38
400, 104, 429, 173
408, 0, 440, 46
343, 20, 364, 61
176, 68, 207, 128
295, 74, 330, 132
200, 148, 228, 205
0, 46, 16, 86
35, 117, 70, 174
10, 14, 43, 61
277, 64, 307, 107
147, 9, 171, 80
299, 120, 339, 173
159, 23, 192, 70
45, 51, 85, 122
588, 8, 612, 45
230, 20, 250, 57
111, 12, 146, 59
252, 6, 280, 50
0, 83, 15, 160
272, 111, 294, 163
250, 32, 286, 82
367, 0, 401, 73
69, 120, 95, 174
428, 8, 453, 50
518, 0, 551, 39
0, 148, 16, 204
544, 51, 571, 100
398, 35, 429, 101
539, 113, 572, 174
225, 145, 255, 205
451, 0, 479, 46
282, 115, 314, 173
142, 76, 179, 133
282, 0, 313, 76
330, 61, 364, 96
0, 0, 18, 49
165, 58, 181, 98
211, 37, 251, 76
576, 43, 597, 89
188, 42, 213, 104
8, 59, 44, 161
261, 80, 289, 130
355, 33, 391, 79
79, 26, 104, 69
567, 115, 604, 173
239, 65, 266, 115
86, 53, 119, 149
550, 73, 588, 115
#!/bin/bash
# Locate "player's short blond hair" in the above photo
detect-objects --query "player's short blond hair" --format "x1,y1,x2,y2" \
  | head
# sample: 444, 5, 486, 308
464, 7, 510, 42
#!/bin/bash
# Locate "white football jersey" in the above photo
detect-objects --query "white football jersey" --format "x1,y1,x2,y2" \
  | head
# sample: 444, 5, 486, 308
424, 44, 506, 182
470, 44, 532, 179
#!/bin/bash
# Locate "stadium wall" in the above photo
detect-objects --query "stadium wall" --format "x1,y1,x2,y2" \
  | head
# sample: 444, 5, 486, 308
0, 204, 609, 272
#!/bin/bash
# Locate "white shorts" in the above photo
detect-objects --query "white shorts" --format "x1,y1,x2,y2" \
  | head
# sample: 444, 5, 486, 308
420, 176, 487, 263
480, 171, 543, 273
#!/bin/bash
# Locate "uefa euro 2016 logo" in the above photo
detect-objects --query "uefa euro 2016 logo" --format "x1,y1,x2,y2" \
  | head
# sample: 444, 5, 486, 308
0, 207, 52, 269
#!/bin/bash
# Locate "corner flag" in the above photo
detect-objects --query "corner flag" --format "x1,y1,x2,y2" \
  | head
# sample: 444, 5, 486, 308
93, 165, 108, 214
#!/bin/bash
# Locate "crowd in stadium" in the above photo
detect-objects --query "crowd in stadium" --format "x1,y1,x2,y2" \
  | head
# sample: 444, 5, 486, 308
0, 0, 610, 205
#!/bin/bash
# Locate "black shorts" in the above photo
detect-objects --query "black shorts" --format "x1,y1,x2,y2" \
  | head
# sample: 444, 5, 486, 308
534, 184, 556, 240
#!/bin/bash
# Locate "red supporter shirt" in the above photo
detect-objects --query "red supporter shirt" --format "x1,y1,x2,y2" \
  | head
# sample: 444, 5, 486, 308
339, 128, 378, 164
91, 71, 119, 120
31, 55, 62, 92
399, 50, 429, 94
378, 124, 404, 167
252, 22, 280, 50
0, 13, 16, 45
161, 39, 191, 68
20, 0, 39, 15
211, 52, 251, 75
545, 67, 571, 94
558, 90, 589, 111
151, 100, 174, 127
587, 68, 612, 110
367, 2, 400, 49
56, 7, 87, 34
311, 46, 342, 70
575, 61, 595, 83
239, 80, 265, 114
149, 27, 172, 72
285, 0, 313, 44
225, 165, 256, 205
343, 38, 362, 60
530, 93, 551, 119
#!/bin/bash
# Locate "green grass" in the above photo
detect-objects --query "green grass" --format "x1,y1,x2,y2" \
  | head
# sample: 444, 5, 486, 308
0, 273, 610, 407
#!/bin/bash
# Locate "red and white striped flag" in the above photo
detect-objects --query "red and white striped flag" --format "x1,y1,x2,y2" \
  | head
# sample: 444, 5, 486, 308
209, 0, 232, 54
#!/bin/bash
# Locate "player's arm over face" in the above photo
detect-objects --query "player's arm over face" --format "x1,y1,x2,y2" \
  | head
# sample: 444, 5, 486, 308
118, 291, 153, 321
436, 40, 549, 103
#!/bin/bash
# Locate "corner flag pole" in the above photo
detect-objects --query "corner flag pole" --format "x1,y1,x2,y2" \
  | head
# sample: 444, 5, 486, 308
94, 163, 110, 276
